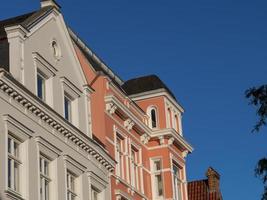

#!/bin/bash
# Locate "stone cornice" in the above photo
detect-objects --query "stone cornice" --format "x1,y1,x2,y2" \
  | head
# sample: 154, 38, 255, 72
105, 95, 151, 135
0, 69, 115, 172
151, 128, 193, 153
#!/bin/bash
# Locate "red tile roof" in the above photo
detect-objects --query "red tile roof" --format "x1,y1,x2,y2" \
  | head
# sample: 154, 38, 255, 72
188, 178, 223, 200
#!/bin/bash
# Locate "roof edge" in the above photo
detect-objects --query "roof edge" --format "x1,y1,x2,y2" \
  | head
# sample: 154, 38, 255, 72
68, 27, 124, 86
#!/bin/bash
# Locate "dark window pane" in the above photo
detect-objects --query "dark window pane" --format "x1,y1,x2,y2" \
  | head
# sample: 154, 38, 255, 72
8, 158, 11, 188
151, 109, 157, 128
37, 74, 45, 100
64, 96, 71, 121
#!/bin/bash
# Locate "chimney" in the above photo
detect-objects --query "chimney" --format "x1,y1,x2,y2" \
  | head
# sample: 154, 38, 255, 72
41, 0, 61, 10
206, 167, 220, 192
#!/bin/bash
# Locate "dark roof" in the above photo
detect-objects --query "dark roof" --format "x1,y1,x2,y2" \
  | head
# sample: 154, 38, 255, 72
188, 179, 222, 200
122, 75, 176, 100
0, 6, 54, 39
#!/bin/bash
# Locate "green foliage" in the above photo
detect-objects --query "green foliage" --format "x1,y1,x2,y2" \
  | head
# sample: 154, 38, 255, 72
246, 85, 267, 132
246, 85, 267, 200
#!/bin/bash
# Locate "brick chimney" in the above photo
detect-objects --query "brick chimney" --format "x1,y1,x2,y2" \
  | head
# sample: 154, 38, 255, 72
205, 167, 220, 192
41, 0, 61, 10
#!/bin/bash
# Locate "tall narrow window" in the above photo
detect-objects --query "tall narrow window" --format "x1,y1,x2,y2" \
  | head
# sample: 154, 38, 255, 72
67, 171, 76, 200
37, 73, 46, 101
64, 94, 72, 122
173, 163, 182, 200
130, 147, 140, 190
91, 187, 99, 200
40, 156, 50, 200
148, 107, 158, 129
175, 115, 179, 132
115, 135, 124, 178
152, 159, 163, 197
7, 136, 20, 192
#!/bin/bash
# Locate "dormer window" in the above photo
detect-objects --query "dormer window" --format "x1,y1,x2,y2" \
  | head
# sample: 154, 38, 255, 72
148, 106, 158, 129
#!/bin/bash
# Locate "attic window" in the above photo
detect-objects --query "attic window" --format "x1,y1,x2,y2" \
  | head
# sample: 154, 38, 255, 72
51, 40, 61, 60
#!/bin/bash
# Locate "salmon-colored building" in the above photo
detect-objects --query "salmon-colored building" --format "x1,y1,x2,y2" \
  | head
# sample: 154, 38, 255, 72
71, 20, 193, 199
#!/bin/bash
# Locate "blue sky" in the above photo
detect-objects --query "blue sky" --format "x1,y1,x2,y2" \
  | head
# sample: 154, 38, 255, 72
1, 0, 267, 199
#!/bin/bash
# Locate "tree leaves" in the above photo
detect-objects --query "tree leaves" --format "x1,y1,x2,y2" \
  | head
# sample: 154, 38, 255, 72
246, 84, 267, 199
246, 85, 267, 132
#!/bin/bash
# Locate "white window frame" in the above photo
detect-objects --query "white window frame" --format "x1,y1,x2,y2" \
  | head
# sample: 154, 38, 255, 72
115, 131, 127, 180
33, 52, 57, 106
63, 155, 86, 200
60, 77, 81, 126
3, 115, 33, 199
172, 162, 182, 200
151, 158, 164, 199
147, 106, 158, 129
66, 171, 77, 200
7, 135, 21, 192
88, 172, 108, 200
35, 137, 61, 200
130, 145, 140, 190
39, 155, 51, 200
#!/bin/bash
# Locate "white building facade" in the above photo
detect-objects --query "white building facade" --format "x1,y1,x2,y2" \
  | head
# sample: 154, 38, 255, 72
0, 1, 115, 200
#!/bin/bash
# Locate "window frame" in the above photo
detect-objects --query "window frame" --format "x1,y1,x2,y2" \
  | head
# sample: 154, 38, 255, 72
151, 158, 164, 198
66, 171, 77, 200
39, 155, 51, 200
147, 106, 158, 129
172, 162, 182, 200
7, 135, 21, 193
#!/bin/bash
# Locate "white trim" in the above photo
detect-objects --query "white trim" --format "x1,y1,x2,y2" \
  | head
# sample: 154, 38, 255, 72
3, 114, 33, 141
32, 52, 57, 78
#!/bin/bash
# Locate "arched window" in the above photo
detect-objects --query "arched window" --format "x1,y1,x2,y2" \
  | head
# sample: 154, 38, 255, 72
148, 107, 158, 129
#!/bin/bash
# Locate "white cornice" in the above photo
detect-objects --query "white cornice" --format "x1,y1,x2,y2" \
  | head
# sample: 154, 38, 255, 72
105, 95, 151, 134
0, 69, 115, 172
151, 128, 193, 153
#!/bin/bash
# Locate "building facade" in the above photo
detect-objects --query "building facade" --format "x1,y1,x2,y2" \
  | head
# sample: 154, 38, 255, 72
0, 1, 193, 200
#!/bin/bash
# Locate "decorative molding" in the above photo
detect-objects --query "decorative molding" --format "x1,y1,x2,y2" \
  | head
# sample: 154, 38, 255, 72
140, 134, 150, 145
3, 114, 34, 141
32, 52, 57, 77
60, 77, 82, 98
158, 136, 164, 145
124, 119, 135, 131
0, 70, 115, 172
106, 102, 118, 115
168, 137, 175, 145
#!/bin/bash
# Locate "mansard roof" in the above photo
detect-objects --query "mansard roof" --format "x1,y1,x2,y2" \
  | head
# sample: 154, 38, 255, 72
0, 6, 54, 39
122, 75, 177, 100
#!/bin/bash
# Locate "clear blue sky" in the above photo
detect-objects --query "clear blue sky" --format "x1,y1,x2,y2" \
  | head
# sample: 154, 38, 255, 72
1, 0, 267, 199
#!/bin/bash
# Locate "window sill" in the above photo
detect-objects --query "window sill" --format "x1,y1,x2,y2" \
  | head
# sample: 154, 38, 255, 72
5, 189, 25, 200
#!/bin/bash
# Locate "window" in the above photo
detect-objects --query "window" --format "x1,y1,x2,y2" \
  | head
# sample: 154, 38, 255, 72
37, 73, 46, 101
91, 187, 99, 200
40, 156, 50, 200
7, 136, 21, 192
64, 94, 72, 122
175, 115, 179, 132
152, 159, 163, 197
115, 135, 124, 178
148, 107, 158, 129
130, 147, 139, 190
67, 171, 76, 200
173, 163, 182, 200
